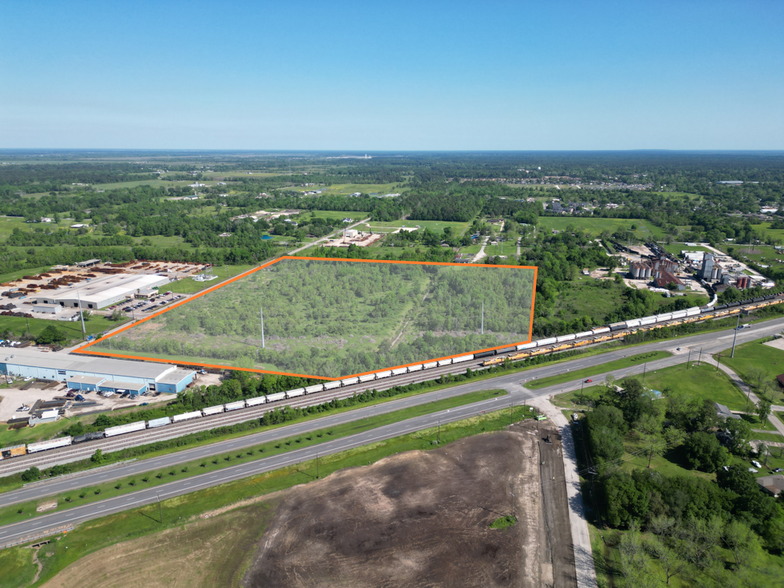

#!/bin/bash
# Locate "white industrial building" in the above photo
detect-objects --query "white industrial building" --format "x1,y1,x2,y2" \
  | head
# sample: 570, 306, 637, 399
0, 348, 195, 395
30, 273, 169, 310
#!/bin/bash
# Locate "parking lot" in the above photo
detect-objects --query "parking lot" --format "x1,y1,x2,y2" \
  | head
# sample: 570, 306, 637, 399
107, 291, 187, 317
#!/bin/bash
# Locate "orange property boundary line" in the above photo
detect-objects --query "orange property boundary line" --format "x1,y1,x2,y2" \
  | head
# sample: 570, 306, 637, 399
73, 256, 538, 380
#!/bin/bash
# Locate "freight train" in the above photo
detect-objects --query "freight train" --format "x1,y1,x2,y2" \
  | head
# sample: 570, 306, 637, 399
2, 293, 781, 461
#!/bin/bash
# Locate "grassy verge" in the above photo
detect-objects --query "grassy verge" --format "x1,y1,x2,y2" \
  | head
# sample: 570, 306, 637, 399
166, 264, 256, 294
526, 351, 671, 389
0, 390, 508, 527
719, 339, 784, 405
20, 404, 531, 587
751, 432, 784, 444
0, 314, 128, 345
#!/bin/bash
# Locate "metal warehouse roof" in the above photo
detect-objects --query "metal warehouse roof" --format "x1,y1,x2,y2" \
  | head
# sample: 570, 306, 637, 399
1, 348, 175, 380
99, 380, 147, 391
67, 375, 106, 385
156, 368, 195, 385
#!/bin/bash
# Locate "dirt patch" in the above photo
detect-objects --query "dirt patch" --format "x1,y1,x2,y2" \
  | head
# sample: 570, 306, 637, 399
763, 338, 784, 351
243, 425, 574, 588
39, 503, 277, 588
36, 501, 57, 513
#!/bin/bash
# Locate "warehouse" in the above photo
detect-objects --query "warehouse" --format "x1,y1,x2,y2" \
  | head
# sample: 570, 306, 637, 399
30, 273, 170, 310
0, 348, 195, 393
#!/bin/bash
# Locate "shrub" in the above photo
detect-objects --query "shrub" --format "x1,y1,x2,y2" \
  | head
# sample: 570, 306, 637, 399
21, 467, 40, 482
94, 489, 101, 495
79, 492, 87, 498
156, 473, 163, 479
115, 483, 122, 490
200, 462, 207, 468
142, 476, 149, 482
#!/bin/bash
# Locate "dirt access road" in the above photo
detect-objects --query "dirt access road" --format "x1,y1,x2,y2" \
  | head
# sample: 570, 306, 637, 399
244, 423, 576, 588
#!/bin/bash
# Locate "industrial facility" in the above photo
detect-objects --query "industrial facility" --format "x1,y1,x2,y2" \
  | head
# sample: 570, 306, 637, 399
0, 348, 195, 395
30, 273, 169, 310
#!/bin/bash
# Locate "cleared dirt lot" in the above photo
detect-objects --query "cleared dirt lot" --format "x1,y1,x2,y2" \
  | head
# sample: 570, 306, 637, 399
245, 423, 575, 588
37, 423, 576, 588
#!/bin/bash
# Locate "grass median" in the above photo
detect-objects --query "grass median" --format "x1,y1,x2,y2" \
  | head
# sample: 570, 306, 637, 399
0, 389, 508, 528
525, 350, 672, 389
6, 402, 532, 588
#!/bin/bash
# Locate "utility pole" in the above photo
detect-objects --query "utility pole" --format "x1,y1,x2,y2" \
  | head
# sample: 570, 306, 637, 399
642, 362, 647, 383
510, 403, 513, 425
157, 494, 162, 524
579, 379, 585, 404
25, 318, 30, 338
731, 313, 740, 358
715, 352, 721, 372
686, 348, 691, 370
481, 300, 484, 335
260, 307, 265, 348
698, 347, 702, 366
76, 289, 86, 340
316, 453, 319, 479
437, 420, 441, 444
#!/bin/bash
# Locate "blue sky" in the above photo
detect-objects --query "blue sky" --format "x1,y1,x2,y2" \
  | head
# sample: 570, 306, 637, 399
1, 1, 782, 150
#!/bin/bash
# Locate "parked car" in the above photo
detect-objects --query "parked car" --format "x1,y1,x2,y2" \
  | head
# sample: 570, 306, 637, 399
75, 394, 85, 401
584, 379, 593, 383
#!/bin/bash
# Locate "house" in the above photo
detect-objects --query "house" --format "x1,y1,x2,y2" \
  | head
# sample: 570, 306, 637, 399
714, 402, 741, 420
756, 474, 784, 497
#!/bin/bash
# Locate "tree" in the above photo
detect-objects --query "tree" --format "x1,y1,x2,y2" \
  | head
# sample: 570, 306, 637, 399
646, 536, 687, 586
756, 399, 772, 423
724, 418, 753, 456
21, 466, 40, 482
35, 325, 67, 345
91, 449, 104, 464
619, 522, 658, 588
722, 519, 762, 569
684, 432, 729, 472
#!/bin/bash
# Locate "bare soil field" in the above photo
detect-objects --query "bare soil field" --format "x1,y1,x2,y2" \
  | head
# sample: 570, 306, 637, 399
244, 423, 576, 588
37, 424, 576, 588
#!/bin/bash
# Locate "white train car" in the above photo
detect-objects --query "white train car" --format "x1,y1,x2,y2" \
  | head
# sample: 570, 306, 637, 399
639, 316, 657, 326
517, 342, 537, 351
391, 367, 408, 376
27, 437, 72, 453
172, 411, 202, 423
323, 380, 341, 391
407, 364, 424, 372
686, 307, 701, 317
575, 331, 593, 340
201, 405, 225, 416
104, 421, 146, 437
625, 318, 642, 328
555, 334, 576, 343
147, 417, 171, 429
358, 374, 376, 383
225, 400, 246, 411
592, 327, 611, 335
423, 361, 438, 369
655, 313, 673, 323
452, 354, 473, 364
305, 384, 325, 394
341, 376, 360, 386
671, 310, 688, 320
437, 359, 452, 367
375, 370, 392, 379
245, 396, 267, 407
286, 388, 305, 398
538, 337, 557, 347
266, 392, 286, 402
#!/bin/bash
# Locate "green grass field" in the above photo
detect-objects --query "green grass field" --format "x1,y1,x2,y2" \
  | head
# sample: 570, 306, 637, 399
644, 362, 752, 411
166, 264, 257, 294
526, 351, 672, 389
536, 217, 667, 240
0, 314, 128, 345
359, 219, 471, 235
9, 403, 530, 588
755, 221, 784, 244
719, 339, 784, 405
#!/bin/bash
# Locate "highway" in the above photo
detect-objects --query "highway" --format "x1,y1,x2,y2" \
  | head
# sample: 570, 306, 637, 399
0, 316, 782, 544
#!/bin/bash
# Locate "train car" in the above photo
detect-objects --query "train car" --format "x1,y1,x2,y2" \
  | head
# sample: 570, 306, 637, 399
437, 359, 453, 367
537, 337, 558, 346
305, 384, 325, 394
575, 330, 593, 340
423, 361, 438, 369
224, 400, 245, 411
323, 381, 342, 391
391, 367, 408, 376
517, 342, 537, 351
671, 310, 688, 320
555, 334, 576, 343
482, 356, 504, 366
27, 437, 73, 453
407, 364, 424, 372
341, 376, 360, 386
104, 421, 146, 437
592, 326, 611, 335
286, 389, 305, 399
592, 335, 612, 343
686, 307, 701, 317
266, 392, 286, 402
640, 316, 657, 326
655, 313, 672, 323
172, 411, 202, 423
551, 343, 572, 352
474, 350, 495, 359
0, 445, 26, 459
147, 416, 172, 429
625, 319, 642, 328
201, 405, 225, 416
72, 432, 105, 444
245, 396, 267, 407
375, 370, 393, 379
452, 354, 473, 364
358, 374, 376, 383
608, 322, 626, 332
573, 339, 592, 348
